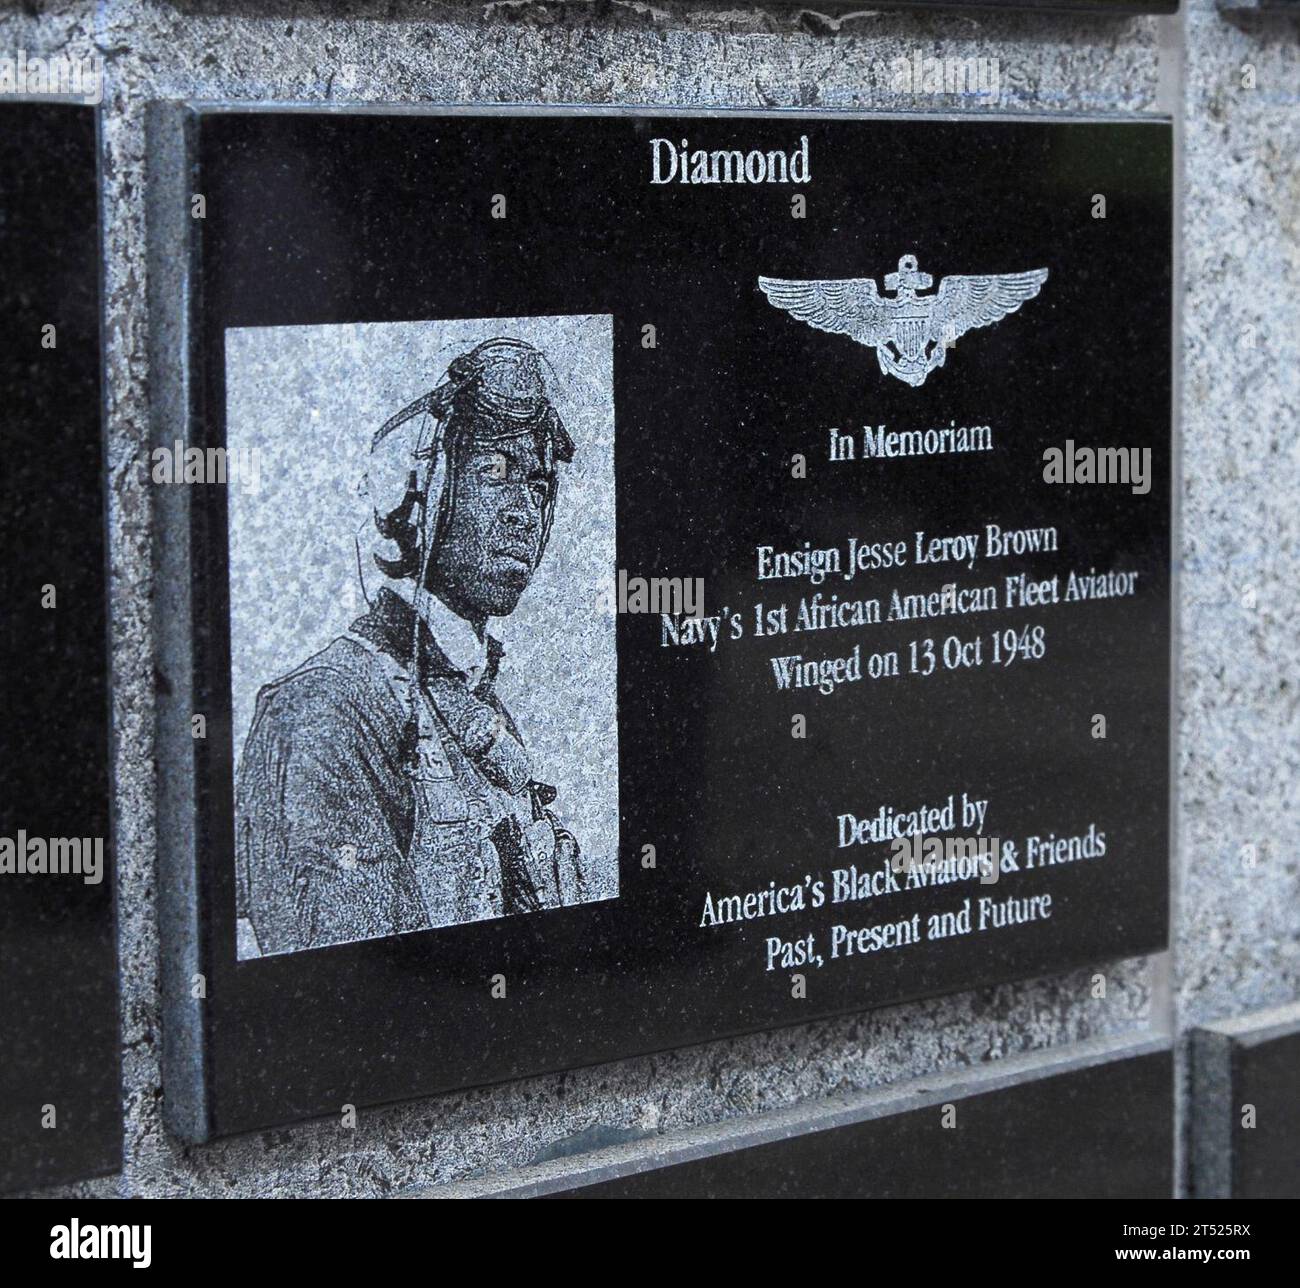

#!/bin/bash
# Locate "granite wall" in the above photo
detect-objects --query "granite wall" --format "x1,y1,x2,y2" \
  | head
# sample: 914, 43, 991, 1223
2, 0, 1295, 1197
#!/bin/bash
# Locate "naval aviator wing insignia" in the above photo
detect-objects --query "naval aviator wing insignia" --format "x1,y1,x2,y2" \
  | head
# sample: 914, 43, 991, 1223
758, 255, 1048, 388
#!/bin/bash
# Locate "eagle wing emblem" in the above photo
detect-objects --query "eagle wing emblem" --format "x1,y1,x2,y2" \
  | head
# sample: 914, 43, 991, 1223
758, 257, 1048, 388
756, 277, 889, 349
930, 269, 1049, 347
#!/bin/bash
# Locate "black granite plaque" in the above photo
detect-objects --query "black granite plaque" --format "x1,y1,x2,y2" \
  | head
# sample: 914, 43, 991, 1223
154, 108, 1172, 1139
1193, 1004, 1300, 1199
0, 102, 120, 1190
457, 1042, 1174, 1198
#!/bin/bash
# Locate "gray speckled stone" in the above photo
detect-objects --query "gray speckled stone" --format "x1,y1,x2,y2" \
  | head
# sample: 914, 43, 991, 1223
1178, 2, 1300, 1032
1172, 0, 1300, 1196
1, 0, 1291, 1199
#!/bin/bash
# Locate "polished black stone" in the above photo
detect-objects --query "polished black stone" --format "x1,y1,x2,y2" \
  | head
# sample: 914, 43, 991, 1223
1194, 1006, 1300, 1199
0, 102, 120, 1191
516, 1044, 1174, 1198
157, 109, 1172, 1138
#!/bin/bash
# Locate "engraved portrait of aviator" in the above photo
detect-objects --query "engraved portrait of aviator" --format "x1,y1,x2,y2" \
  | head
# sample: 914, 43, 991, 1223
235, 338, 590, 955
